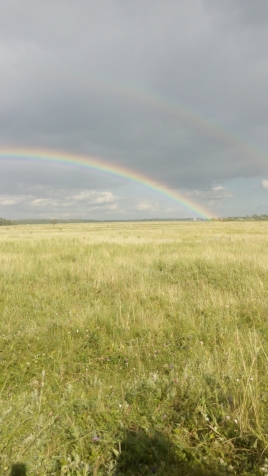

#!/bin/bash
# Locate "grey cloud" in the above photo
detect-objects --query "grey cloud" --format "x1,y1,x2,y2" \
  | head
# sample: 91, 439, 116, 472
206, 0, 268, 28
0, 160, 128, 195
0, 1, 267, 218
186, 186, 233, 201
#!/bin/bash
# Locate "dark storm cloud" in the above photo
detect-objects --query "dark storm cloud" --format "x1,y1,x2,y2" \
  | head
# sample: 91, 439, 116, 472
0, 0, 267, 217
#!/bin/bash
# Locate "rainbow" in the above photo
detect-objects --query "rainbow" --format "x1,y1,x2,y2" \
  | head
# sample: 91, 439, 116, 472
95, 76, 268, 165
0, 147, 214, 219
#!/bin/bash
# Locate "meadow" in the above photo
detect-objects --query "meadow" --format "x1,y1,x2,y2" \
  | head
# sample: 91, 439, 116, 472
1, 221, 268, 475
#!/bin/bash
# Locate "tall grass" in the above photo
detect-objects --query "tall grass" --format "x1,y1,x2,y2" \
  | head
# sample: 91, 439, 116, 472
1, 221, 268, 475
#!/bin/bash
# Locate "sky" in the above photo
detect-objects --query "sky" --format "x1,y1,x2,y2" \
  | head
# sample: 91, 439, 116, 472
1, 0, 268, 220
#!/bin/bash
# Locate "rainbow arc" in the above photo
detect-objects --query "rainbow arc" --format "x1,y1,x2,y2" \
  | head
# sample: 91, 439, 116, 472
0, 148, 214, 219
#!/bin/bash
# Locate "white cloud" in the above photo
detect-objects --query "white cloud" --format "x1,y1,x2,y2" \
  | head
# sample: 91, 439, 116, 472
262, 179, 268, 189
136, 202, 154, 211
107, 203, 117, 210
30, 198, 58, 207
0, 195, 25, 206
72, 190, 117, 204
0, 199, 16, 205
164, 207, 185, 212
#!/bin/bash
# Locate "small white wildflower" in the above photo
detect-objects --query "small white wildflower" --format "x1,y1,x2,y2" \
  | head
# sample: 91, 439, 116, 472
234, 419, 238, 424
226, 415, 230, 420
260, 459, 268, 473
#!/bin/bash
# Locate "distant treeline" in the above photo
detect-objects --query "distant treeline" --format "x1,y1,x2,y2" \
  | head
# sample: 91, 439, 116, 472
3, 218, 205, 225
0, 217, 13, 225
11, 219, 100, 225
2, 215, 268, 226
217, 215, 268, 221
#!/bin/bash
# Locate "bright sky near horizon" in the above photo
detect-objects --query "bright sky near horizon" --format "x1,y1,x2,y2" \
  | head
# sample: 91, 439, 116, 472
1, 0, 268, 220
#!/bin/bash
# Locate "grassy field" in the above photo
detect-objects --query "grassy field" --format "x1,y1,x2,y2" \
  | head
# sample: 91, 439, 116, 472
1, 221, 268, 475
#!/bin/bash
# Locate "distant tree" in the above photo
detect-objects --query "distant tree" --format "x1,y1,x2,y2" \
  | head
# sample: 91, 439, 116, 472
0, 217, 12, 226
51, 219, 57, 225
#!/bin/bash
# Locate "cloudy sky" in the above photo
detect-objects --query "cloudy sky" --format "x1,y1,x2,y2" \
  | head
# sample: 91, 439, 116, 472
1, 0, 268, 220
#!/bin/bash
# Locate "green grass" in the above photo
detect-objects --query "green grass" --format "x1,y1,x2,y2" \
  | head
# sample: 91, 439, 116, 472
1, 221, 268, 475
